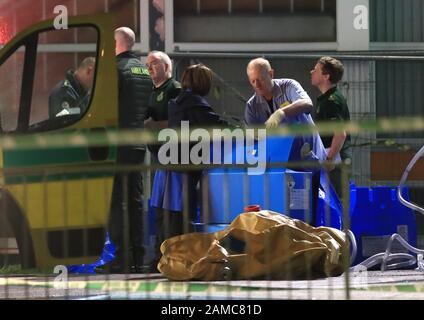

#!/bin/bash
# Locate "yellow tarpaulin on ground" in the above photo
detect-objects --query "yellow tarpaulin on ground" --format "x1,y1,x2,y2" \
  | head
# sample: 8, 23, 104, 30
158, 210, 348, 281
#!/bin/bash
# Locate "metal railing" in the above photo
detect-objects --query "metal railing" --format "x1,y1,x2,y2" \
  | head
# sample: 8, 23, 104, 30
0, 122, 422, 300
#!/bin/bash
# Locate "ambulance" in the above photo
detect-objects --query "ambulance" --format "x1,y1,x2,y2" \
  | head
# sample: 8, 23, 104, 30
0, 15, 118, 268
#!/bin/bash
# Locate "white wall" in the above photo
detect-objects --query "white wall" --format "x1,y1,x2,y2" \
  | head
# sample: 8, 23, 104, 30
337, 0, 370, 50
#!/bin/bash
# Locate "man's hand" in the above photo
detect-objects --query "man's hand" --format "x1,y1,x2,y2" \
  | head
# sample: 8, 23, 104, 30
265, 109, 286, 128
144, 117, 154, 129
144, 117, 169, 129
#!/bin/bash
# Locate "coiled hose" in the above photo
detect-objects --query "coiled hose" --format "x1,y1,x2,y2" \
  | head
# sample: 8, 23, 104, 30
348, 145, 424, 271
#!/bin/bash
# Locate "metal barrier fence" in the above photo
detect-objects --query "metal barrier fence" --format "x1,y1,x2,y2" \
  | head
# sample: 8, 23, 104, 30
0, 47, 423, 301
0, 119, 423, 300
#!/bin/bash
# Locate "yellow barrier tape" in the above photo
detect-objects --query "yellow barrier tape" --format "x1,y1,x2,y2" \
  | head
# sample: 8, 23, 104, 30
0, 116, 423, 150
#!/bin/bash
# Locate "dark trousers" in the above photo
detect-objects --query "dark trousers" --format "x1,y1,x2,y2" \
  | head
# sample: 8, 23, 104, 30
152, 171, 200, 265
329, 166, 351, 201
153, 208, 183, 264
182, 171, 202, 230
108, 148, 145, 268
311, 170, 321, 227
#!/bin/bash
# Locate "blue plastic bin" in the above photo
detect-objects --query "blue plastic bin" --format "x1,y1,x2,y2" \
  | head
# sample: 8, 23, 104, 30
350, 185, 417, 265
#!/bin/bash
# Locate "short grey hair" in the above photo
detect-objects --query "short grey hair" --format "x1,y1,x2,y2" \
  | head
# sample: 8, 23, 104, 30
247, 57, 272, 74
79, 56, 96, 69
115, 27, 136, 50
149, 50, 173, 78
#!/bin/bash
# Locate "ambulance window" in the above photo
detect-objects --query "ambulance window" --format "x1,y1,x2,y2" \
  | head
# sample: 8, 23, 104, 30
29, 26, 98, 129
0, 46, 25, 132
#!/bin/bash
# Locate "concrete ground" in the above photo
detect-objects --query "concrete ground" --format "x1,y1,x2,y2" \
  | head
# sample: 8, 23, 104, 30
0, 270, 424, 300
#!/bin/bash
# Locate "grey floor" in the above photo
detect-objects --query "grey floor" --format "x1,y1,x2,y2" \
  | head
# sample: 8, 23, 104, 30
1, 270, 424, 300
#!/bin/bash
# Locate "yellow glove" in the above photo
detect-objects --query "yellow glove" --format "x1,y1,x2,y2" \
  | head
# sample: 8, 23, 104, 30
265, 109, 286, 129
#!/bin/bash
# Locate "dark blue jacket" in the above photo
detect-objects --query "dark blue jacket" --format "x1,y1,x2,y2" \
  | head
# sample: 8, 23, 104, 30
168, 90, 226, 129
167, 90, 228, 218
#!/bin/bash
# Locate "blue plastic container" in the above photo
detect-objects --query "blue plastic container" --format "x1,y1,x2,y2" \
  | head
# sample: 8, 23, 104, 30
350, 185, 417, 265
199, 135, 342, 232
204, 168, 312, 224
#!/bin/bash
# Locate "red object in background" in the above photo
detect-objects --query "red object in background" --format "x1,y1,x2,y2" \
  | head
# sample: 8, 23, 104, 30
244, 205, 261, 212
0, 17, 12, 44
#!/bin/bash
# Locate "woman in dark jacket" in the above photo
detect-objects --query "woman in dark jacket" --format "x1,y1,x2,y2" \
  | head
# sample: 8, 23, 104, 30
168, 65, 225, 128
167, 64, 227, 233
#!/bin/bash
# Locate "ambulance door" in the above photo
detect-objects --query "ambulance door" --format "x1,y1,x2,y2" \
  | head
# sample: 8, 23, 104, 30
0, 15, 118, 268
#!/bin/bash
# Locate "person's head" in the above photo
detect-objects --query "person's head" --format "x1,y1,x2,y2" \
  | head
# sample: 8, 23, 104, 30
114, 27, 136, 56
74, 56, 96, 91
181, 64, 213, 96
146, 51, 172, 87
311, 56, 344, 88
246, 58, 274, 99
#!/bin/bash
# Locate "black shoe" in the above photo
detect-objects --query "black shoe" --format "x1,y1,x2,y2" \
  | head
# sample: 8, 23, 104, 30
94, 263, 128, 274
148, 260, 160, 274
95, 263, 155, 274
129, 264, 160, 274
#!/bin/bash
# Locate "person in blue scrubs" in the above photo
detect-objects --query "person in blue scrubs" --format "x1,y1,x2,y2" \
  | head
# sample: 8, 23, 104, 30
244, 57, 327, 224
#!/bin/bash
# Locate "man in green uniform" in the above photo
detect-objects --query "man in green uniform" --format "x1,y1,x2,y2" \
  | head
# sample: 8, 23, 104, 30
48, 57, 95, 119
145, 51, 181, 271
98, 27, 152, 274
311, 56, 352, 199
145, 51, 181, 130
